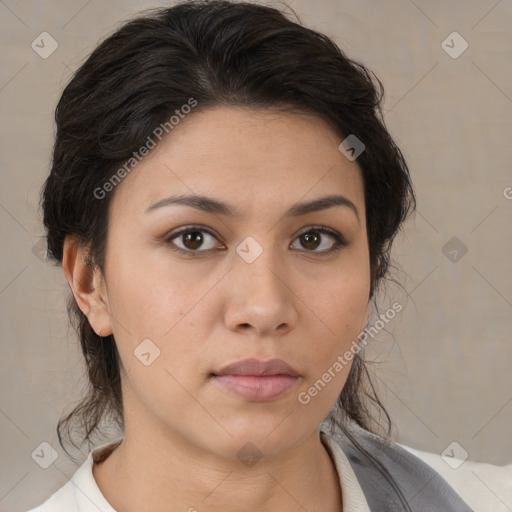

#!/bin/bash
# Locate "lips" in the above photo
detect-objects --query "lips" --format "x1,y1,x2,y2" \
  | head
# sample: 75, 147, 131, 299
212, 358, 300, 377
210, 358, 301, 402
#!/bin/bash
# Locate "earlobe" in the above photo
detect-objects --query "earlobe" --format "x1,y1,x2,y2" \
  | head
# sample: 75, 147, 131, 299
62, 236, 113, 337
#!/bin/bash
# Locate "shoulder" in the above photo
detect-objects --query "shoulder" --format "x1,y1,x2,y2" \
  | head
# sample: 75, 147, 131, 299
320, 419, 475, 511
25, 479, 78, 511
399, 443, 512, 512
25, 438, 122, 512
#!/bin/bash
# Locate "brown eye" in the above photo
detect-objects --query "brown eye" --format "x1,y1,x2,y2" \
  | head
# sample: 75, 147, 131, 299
290, 226, 347, 254
182, 230, 204, 250
166, 226, 222, 255
300, 231, 321, 250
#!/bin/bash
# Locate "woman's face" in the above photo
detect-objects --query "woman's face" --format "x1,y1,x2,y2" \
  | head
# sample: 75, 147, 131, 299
88, 107, 370, 460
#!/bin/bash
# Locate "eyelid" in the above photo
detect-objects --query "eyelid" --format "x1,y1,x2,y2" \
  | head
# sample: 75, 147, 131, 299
294, 224, 347, 244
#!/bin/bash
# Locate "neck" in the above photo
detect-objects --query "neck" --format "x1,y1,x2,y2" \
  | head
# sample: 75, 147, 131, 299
93, 422, 343, 512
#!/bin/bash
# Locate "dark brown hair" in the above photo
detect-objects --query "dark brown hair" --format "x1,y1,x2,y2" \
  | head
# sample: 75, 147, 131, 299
41, 0, 415, 458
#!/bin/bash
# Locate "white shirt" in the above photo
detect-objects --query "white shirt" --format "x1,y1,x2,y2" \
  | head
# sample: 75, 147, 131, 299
27, 434, 512, 512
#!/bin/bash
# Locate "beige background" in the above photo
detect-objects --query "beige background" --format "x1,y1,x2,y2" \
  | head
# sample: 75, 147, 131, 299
1, 0, 511, 510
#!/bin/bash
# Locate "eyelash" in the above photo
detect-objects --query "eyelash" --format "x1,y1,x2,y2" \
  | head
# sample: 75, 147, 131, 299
164, 224, 347, 258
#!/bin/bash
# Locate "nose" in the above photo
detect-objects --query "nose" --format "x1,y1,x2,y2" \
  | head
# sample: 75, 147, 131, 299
223, 246, 298, 337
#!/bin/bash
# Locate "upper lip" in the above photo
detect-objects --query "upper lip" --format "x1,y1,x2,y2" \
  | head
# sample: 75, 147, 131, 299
212, 358, 300, 377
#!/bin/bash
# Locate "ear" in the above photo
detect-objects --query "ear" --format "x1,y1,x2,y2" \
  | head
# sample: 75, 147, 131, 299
62, 236, 113, 337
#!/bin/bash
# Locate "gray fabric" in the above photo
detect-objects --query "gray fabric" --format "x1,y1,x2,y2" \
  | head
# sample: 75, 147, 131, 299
319, 419, 475, 511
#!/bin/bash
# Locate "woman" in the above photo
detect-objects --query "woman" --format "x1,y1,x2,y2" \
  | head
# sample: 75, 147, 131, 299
28, 1, 476, 510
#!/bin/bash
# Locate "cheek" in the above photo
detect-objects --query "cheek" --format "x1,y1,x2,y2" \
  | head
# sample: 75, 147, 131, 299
295, 265, 369, 397
102, 246, 224, 397
295, 255, 370, 338
103, 257, 209, 413
104, 243, 213, 339
295, 293, 366, 416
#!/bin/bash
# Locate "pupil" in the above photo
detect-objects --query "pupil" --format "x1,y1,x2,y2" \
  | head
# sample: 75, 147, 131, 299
184, 231, 203, 250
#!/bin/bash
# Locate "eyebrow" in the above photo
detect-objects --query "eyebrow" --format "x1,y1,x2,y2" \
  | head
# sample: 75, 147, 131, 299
145, 193, 359, 222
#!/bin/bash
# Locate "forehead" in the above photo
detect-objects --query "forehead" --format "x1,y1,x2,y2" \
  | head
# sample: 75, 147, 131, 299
109, 107, 365, 221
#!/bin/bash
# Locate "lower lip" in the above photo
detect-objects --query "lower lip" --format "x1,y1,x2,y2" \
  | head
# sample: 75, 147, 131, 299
211, 374, 300, 402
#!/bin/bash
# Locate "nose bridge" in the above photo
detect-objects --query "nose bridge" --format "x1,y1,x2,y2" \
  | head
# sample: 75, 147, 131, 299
234, 234, 287, 296
224, 234, 297, 334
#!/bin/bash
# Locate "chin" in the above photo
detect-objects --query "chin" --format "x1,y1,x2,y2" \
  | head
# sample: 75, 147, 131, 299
207, 419, 306, 460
